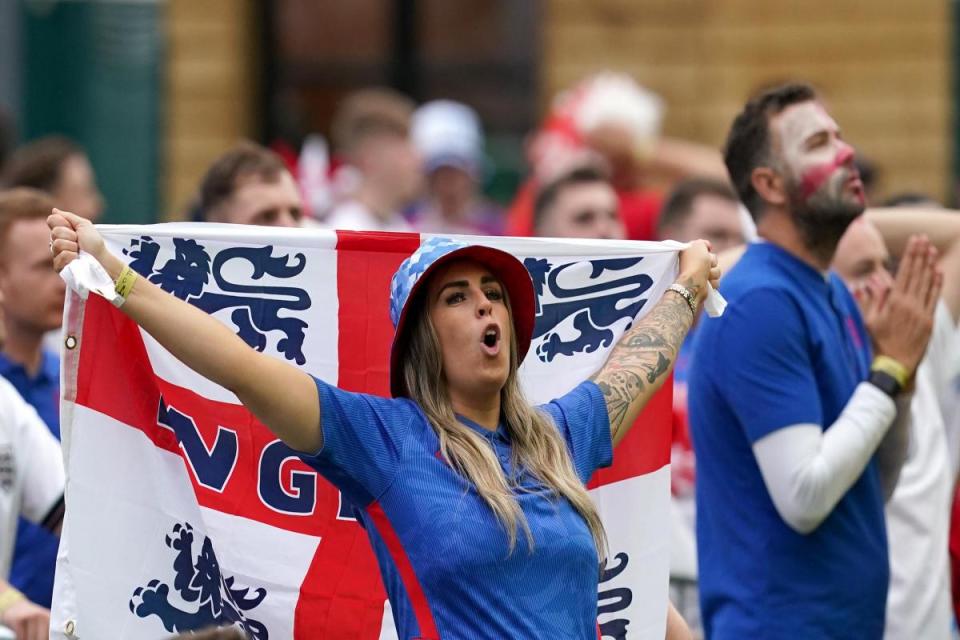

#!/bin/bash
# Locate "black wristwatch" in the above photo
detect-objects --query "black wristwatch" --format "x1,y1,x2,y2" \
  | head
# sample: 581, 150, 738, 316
868, 369, 902, 398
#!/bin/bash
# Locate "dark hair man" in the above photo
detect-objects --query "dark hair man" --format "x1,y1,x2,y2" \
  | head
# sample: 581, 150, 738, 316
195, 141, 302, 227
2, 136, 103, 222
0, 189, 67, 609
532, 164, 624, 240
689, 83, 939, 638
325, 88, 422, 231
656, 178, 745, 253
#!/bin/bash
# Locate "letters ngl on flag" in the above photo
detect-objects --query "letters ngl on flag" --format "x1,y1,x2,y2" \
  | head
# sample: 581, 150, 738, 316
51, 225, 679, 639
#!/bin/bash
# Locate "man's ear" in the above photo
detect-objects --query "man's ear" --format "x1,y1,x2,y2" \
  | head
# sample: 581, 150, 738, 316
751, 166, 787, 208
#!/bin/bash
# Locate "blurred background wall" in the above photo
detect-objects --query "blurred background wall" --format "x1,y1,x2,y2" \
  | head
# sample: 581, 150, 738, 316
544, 0, 951, 207
0, 0, 953, 222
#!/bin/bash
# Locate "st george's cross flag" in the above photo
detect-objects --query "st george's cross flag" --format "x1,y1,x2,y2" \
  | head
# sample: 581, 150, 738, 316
50, 224, 704, 640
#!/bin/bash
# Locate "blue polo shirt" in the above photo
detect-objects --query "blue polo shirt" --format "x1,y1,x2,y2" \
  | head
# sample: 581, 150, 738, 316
0, 350, 61, 608
689, 242, 885, 639
302, 378, 612, 639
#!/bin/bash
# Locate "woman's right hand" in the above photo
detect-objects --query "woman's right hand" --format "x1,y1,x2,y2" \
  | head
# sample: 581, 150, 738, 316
48, 208, 108, 273
678, 239, 720, 305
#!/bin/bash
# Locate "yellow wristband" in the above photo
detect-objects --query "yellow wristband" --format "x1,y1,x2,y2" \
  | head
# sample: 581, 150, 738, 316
114, 265, 139, 301
0, 586, 25, 615
872, 355, 910, 388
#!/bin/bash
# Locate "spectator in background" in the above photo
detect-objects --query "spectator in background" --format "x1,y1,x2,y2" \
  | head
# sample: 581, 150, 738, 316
0, 190, 66, 638
195, 141, 303, 228
507, 73, 727, 240
691, 83, 938, 638
657, 179, 745, 254
2, 135, 103, 222
325, 88, 422, 231
0, 189, 66, 611
654, 178, 746, 639
831, 211, 960, 640
407, 100, 503, 236
532, 163, 624, 240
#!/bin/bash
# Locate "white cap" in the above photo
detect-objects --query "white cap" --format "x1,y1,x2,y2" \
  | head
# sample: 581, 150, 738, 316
571, 73, 664, 147
411, 100, 484, 176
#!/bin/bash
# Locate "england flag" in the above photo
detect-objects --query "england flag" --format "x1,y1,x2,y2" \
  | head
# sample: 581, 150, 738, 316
51, 225, 685, 639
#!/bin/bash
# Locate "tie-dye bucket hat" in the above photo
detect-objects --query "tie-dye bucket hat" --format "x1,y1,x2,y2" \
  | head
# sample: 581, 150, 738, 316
388, 237, 535, 398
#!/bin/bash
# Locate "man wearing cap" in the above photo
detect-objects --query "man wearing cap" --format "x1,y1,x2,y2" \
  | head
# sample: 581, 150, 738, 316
408, 100, 504, 236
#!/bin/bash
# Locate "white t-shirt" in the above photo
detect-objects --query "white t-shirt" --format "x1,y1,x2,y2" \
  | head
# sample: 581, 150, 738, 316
0, 375, 64, 579
325, 201, 413, 233
884, 302, 960, 640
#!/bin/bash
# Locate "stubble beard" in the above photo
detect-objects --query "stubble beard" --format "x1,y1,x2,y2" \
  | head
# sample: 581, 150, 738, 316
788, 173, 865, 267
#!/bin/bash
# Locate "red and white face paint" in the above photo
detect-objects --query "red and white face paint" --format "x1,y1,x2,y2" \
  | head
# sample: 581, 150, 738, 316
773, 101, 866, 210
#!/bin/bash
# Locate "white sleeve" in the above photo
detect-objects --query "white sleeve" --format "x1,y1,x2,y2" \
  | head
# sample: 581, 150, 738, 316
752, 382, 896, 534
925, 301, 960, 420
923, 302, 960, 473
12, 386, 65, 528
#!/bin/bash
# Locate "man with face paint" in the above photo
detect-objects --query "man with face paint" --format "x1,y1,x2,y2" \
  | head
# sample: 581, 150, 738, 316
688, 83, 941, 639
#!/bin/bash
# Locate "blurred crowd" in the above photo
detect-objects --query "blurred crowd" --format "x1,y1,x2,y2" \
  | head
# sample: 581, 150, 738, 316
0, 72, 959, 640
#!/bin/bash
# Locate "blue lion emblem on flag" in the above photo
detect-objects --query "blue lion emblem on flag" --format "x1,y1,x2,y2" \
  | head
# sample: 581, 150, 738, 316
124, 236, 311, 365
129, 522, 268, 638
524, 257, 653, 363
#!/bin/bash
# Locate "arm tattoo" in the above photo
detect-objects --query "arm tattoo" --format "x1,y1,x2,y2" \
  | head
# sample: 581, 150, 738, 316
591, 280, 697, 440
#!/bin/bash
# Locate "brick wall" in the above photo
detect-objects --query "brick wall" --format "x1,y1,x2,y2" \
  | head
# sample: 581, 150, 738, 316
163, 0, 258, 219
544, 0, 951, 202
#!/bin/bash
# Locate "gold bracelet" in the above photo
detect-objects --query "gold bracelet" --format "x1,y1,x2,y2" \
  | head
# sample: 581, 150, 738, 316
114, 264, 139, 301
872, 355, 910, 388
0, 586, 25, 615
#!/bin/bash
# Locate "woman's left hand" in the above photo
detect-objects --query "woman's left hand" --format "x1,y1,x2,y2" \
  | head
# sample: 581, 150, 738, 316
678, 239, 720, 305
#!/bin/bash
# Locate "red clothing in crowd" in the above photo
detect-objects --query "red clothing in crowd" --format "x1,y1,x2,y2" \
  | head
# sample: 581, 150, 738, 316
950, 487, 960, 624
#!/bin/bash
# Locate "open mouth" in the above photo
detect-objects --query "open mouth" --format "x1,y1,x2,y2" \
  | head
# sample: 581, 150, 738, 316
481, 324, 501, 354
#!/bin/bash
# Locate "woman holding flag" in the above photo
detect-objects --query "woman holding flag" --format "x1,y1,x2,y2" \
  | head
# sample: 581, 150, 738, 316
48, 209, 717, 639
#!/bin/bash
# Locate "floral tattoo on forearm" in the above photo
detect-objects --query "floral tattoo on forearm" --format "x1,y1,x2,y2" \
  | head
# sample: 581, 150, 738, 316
590, 279, 697, 440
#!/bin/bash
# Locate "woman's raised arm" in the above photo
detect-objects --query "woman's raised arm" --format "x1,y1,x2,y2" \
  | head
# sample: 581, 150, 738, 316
49, 209, 323, 453
590, 240, 717, 446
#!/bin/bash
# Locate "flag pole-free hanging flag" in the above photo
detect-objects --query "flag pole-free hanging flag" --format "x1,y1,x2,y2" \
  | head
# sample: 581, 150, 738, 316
51, 225, 695, 639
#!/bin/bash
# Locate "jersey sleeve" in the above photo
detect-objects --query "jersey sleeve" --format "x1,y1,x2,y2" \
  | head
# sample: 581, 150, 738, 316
15, 390, 65, 528
712, 287, 823, 443
300, 376, 419, 506
539, 380, 613, 483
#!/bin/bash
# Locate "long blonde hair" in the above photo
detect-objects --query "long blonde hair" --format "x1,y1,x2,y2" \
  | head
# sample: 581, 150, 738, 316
400, 290, 607, 560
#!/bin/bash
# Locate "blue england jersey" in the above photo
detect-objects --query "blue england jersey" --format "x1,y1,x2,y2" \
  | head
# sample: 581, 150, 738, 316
689, 242, 885, 639
301, 379, 612, 639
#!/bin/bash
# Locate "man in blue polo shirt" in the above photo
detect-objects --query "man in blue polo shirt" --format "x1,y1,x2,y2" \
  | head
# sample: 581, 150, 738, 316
689, 83, 940, 638
0, 188, 66, 609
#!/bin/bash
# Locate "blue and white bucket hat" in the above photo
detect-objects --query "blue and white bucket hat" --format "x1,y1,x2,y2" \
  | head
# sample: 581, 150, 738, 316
388, 236, 535, 398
